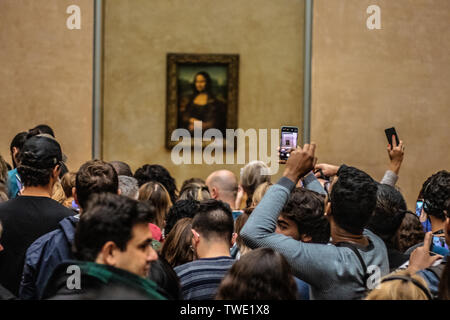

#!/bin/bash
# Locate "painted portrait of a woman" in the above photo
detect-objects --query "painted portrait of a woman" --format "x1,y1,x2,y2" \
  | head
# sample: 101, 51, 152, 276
179, 71, 227, 134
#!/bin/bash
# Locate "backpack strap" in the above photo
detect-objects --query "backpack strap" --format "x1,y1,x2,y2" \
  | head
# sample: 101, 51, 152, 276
336, 242, 369, 286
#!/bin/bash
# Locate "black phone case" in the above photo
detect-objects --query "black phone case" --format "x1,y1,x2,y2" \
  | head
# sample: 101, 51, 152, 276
384, 127, 399, 146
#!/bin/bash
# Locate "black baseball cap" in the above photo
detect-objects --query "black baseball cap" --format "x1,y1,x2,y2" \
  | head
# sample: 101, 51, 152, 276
19, 135, 63, 169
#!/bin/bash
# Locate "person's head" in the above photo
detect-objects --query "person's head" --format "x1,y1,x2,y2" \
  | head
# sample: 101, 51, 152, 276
365, 269, 432, 300
17, 135, 63, 189
10, 131, 27, 168
193, 71, 212, 94
148, 254, 182, 300
75, 160, 119, 211
191, 199, 234, 253
118, 175, 139, 200
367, 184, 407, 248
439, 199, 450, 300
61, 172, 76, 198
215, 248, 298, 300
30, 124, 55, 137
139, 181, 172, 230
179, 182, 211, 201
277, 188, 330, 243
160, 218, 194, 268
164, 199, 200, 238
251, 181, 272, 207
234, 210, 252, 256
421, 170, 450, 222
180, 178, 205, 191
327, 165, 378, 235
206, 170, 238, 205
240, 161, 271, 207
0, 155, 8, 184
109, 161, 133, 177
396, 211, 425, 253
0, 220, 4, 252
51, 180, 66, 204
134, 164, 178, 204
74, 193, 158, 277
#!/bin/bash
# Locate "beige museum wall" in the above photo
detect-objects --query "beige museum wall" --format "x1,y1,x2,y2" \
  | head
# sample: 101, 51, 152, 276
0, 0, 93, 172
311, 0, 450, 208
102, 0, 305, 187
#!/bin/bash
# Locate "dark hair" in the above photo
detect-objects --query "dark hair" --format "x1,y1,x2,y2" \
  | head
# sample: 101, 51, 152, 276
148, 254, 182, 300
180, 178, 205, 191
74, 193, 155, 261
75, 160, 119, 210
179, 182, 211, 201
161, 218, 194, 268
134, 164, 178, 204
164, 199, 200, 238
192, 199, 234, 243
281, 188, 330, 243
330, 165, 378, 235
438, 199, 450, 299
109, 161, 133, 177
396, 211, 425, 253
30, 124, 55, 137
216, 248, 298, 300
10, 131, 28, 168
10, 131, 27, 153
17, 163, 53, 187
192, 71, 213, 95
367, 184, 407, 248
422, 170, 450, 221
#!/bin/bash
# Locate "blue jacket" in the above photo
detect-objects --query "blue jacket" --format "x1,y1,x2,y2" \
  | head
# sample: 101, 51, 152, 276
19, 215, 79, 300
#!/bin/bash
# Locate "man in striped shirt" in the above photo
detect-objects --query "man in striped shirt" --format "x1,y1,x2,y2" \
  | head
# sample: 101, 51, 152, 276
174, 199, 235, 300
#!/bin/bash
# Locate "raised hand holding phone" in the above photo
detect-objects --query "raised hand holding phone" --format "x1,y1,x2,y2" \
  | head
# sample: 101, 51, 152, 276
385, 127, 405, 175
283, 143, 317, 183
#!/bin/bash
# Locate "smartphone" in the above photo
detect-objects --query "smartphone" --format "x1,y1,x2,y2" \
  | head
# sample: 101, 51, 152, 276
430, 235, 449, 252
384, 127, 400, 147
280, 126, 298, 161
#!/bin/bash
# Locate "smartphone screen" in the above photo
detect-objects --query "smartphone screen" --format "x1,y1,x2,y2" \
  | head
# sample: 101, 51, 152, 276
385, 127, 400, 146
280, 127, 298, 161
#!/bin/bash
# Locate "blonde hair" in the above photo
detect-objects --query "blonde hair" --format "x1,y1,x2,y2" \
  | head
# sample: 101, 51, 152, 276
51, 180, 66, 204
240, 161, 271, 206
365, 269, 431, 300
251, 182, 273, 207
138, 181, 172, 229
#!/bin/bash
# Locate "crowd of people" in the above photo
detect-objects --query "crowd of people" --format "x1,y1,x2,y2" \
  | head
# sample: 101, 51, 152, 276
0, 124, 449, 300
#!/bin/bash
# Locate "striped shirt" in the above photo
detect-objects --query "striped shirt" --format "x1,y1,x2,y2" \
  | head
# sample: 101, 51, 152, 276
174, 256, 235, 300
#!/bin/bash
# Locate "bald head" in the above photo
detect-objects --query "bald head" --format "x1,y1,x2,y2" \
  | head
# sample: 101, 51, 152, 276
205, 170, 238, 206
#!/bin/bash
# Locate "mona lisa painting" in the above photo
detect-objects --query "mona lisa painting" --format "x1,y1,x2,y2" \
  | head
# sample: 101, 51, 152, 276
166, 53, 239, 149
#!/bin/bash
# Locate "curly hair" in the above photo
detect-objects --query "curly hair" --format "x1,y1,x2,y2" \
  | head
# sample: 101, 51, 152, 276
216, 248, 298, 300
331, 165, 378, 235
75, 160, 119, 210
134, 164, 178, 204
421, 170, 450, 221
396, 211, 425, 253
74, 193, 155, 261
164, 199, 200, 238
367, 184, 407, 248
281, 188, 330, 243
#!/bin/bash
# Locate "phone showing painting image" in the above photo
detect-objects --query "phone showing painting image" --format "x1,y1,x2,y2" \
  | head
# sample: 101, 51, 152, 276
279, 126, 299, 161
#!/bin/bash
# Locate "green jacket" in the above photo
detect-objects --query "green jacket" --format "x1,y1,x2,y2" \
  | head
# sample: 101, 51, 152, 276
42, 260, 167, 300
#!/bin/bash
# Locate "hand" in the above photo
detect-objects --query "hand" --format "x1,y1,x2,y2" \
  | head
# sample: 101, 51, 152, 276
283, 143, 317, 183
314, 163, 339, 178
387, 136, 404, 175
407, 232, 442, 273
